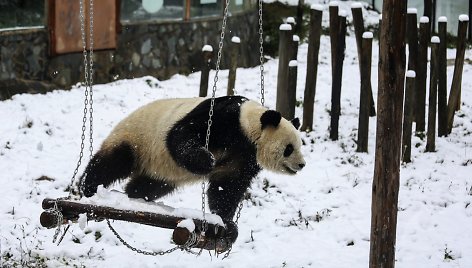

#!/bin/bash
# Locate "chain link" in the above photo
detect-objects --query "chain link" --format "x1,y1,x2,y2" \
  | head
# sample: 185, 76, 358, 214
258, 0, 265, 107
202, 0, 231, 234
88, 0, 94, 160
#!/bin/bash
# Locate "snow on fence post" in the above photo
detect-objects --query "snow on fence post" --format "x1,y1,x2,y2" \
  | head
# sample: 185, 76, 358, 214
351, 2, 376, 117
406, 8, 419, 123
276, 24, 293, 119
415, 16, 430, 133
437, 16, 448, 137
426, 37, 440, 152
227, 36, 240, 96
287, 60, 298, 120
447, 15, 469, 130
402, 71, 416, 163
329, 10, 346, 141
369, 0, 405, 266
447, 15, 469, 134
357, 32, 373, 153
329, 1, 339, 77
199, 45, 213, 97
301, 5, 323, 132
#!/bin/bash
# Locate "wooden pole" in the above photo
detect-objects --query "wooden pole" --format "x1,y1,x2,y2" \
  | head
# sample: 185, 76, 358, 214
276, 24, 293, 118
437, 17, 448, 137
351, 3, 376, 117
199, 45, 213, 97
227, 36, 240, 96
446, 15, 469, 134
301, 5, 322, 132
406, 8, 419, 122
402, 71, 416, 163
415, 17, 430, 133
329, 2, 339, 77
426, 37, 439, 152
330, 12, 346, 141
287, 60, 298, 120
369, 0, 406, 267
292, 35, 300, 61
357, 32, 373, 153
295, 0, 305, 34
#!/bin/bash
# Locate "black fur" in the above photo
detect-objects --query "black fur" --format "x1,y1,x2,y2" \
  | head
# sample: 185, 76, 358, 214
125, 175, 176, 201
260, 110, 281, 129
167, 96, 261, 220
81, 142, 135, 197
291, 118, 301, 130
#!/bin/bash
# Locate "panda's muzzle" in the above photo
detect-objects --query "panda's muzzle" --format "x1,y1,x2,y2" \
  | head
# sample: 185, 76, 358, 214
283, 162, 305, 174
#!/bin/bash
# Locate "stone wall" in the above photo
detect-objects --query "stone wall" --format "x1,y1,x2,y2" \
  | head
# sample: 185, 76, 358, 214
0, 10, 259, 99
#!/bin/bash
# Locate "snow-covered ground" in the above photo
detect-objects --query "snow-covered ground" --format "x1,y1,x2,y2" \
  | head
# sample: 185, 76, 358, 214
1, 4, 472, 268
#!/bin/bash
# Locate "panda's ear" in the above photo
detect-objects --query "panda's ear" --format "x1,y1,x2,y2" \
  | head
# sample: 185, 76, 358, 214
260, 110, 281, 129
291, 118, 301, 130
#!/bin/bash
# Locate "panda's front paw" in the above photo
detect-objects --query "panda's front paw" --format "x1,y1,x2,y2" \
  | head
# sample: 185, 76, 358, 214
187, 148, 215, 175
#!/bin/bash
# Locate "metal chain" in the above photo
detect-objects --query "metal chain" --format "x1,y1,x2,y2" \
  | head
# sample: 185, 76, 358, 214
68, 0, 91, 199
106, 219, 199, 256
258, 0, 265, 107
202, 0, 231, 234
88, 0, 94, 160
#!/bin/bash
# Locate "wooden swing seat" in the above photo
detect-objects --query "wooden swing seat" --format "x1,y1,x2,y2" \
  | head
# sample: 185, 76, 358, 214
40, 192, 235, 252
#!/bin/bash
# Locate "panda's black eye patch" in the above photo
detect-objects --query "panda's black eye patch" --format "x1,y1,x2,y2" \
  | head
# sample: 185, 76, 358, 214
284, 144, 294, 157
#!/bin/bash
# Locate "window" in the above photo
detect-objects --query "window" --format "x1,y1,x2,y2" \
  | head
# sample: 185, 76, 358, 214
121, 0, 185, 22
0, 0, 44, 29
190, 0, 223, 18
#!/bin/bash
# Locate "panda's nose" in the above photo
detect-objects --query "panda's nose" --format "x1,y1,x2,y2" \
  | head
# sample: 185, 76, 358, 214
298, 163, 305, 169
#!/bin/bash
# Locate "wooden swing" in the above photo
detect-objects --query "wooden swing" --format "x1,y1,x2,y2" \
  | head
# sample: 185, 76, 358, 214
40, 0, 266, 256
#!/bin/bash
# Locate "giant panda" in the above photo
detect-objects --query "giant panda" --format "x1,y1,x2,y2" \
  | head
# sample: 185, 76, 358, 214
80, 95, 305, 240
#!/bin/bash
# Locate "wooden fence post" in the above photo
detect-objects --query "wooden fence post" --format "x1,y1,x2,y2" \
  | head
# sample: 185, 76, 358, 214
437, 16, 448, 136
227, 36, 240, 96
415, 16, 430, 133
369, 0, 406, 267
295, 0, 304, 34
426, 37, 439, 152
357, 32, 373, 153
287, 60, 298, 120
276, 23, 293, 119
330, 11, 346, 141
329, 1, 339, 77
301, 4, 323, 132
406, 8, 418, 122
402, 71, 416, 163
292, 35, 300, 61
199, 45, 213, 97
351, 2, 376, 117
446, 15, 469, 134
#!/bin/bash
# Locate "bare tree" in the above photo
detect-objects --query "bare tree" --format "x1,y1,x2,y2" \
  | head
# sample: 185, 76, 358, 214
369, 0, 406, 267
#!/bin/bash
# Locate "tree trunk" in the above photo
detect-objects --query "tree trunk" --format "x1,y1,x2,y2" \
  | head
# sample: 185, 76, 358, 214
369, 1, 406, 267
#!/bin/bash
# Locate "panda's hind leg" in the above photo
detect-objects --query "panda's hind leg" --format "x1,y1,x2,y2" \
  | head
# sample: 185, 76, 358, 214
125, 175, 176, 201
81, 142, 135, 197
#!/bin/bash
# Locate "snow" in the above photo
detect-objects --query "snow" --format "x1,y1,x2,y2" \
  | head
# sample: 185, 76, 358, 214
329, 1, 338, 7
407, 8, 417, 14
431, 36, 440, 43
311, 4, 323, 11
420, 16, 430, 23
350, 2, 362, 9
362, 32, 373, 39
1, 6, 472, 268
406, 70, 416, 78
438, 16, 448, 22
289, 60, 298, 67
293, 35, 300, 42
78, 213, 88, 230
459, 14, 469, 22
177, 219, 196, 232
338, 10, 347, 17
279, 23, 292, 31
202, 45, 213, 52
231, 36, 241, 44
286, 17, 295, 24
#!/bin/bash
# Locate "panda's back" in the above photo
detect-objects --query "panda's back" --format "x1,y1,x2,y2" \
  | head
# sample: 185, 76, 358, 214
101, 97, 206, 183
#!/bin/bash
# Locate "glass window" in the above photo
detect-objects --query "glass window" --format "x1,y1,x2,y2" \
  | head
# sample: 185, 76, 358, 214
121, 0, 185, 22
191, 0, 223, 18
228, 0, 245, 13
0, 0, 44, 29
